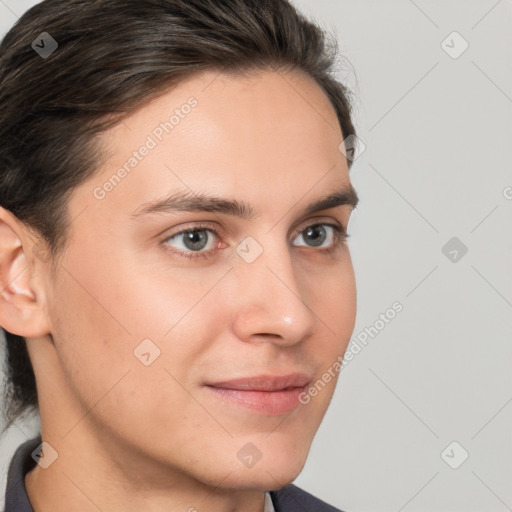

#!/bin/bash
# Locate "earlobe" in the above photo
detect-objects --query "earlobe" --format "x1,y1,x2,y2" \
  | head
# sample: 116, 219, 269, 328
0, 207, 50, 337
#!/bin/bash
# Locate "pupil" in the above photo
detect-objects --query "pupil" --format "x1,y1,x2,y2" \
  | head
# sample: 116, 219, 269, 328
185, 230, 207, 251
305, 226, 326, 247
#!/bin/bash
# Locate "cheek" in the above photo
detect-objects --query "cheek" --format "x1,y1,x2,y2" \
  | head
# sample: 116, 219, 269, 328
306, 252, 356, 343
294, 255, 355, 412
47, 264, 204, 447
46, 254, 157, 411
47, 247, 220, 406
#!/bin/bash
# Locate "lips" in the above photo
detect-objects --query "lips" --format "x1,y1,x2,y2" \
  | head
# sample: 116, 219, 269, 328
204, 373, 311, 415
207, 373, 310, 391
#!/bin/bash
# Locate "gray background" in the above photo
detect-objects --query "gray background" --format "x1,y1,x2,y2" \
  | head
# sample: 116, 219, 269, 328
1, 1, 511, 511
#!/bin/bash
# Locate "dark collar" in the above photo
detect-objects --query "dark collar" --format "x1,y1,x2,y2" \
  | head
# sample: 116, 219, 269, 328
4, 435, 41, 512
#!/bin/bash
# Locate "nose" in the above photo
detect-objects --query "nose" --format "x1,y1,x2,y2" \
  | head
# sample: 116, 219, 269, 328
230, 242, 317, 347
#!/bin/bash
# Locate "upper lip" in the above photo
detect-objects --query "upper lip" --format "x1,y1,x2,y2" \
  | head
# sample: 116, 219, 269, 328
206, 373, 311, 391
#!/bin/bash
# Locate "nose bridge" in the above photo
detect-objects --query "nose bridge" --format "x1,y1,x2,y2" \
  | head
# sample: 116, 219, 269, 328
230, 235, 316, 345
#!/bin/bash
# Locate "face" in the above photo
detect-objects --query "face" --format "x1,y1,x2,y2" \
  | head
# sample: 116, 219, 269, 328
32, 68, 357, 490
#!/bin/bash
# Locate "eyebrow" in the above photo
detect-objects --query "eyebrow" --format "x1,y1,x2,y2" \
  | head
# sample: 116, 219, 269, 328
130, 184, 359, 221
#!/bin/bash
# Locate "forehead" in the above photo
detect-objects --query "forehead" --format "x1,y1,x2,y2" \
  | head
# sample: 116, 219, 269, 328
72, 68, 350, 223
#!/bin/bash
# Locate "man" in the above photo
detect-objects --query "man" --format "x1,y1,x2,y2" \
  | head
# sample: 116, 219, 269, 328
0, 1, 360, 510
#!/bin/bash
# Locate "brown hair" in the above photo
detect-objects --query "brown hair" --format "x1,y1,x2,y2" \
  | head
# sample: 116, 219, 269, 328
0, 0, 357, 431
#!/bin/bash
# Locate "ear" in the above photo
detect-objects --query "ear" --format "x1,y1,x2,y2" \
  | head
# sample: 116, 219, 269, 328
0, 207, 51, 338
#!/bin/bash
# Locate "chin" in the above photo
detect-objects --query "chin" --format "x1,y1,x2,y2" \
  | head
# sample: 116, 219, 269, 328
221, 460, 306, 491
215, 441, 310, 491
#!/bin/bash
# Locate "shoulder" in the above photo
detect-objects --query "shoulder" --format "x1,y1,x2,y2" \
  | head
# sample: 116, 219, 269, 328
270, 483, 346, 512
4, 435, 41, 512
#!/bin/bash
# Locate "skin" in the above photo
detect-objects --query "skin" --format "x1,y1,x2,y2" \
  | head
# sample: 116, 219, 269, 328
0, 68, 357, 512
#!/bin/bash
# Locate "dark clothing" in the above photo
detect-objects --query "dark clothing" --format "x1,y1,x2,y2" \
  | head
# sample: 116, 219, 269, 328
4, 436, 343, 511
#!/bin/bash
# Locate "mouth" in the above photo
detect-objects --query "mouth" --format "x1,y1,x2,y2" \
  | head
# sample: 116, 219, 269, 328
204, 373, 310, 415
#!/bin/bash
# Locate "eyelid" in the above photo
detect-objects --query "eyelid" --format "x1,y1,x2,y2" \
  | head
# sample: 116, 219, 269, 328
163, 221, 219, 235
293, 216, 346, 236
161, 217, 346, 241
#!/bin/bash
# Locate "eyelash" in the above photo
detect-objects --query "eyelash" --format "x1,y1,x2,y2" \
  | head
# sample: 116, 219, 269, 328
162, 222, 350, 261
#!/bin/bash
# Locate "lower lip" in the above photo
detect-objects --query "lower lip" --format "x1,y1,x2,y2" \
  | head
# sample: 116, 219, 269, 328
204, 385, 307, 415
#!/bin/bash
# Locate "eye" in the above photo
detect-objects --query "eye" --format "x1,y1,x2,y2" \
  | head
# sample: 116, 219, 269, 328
162, 223, 220, 260
161, 222, 349, 260
292, 223, 349, 250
